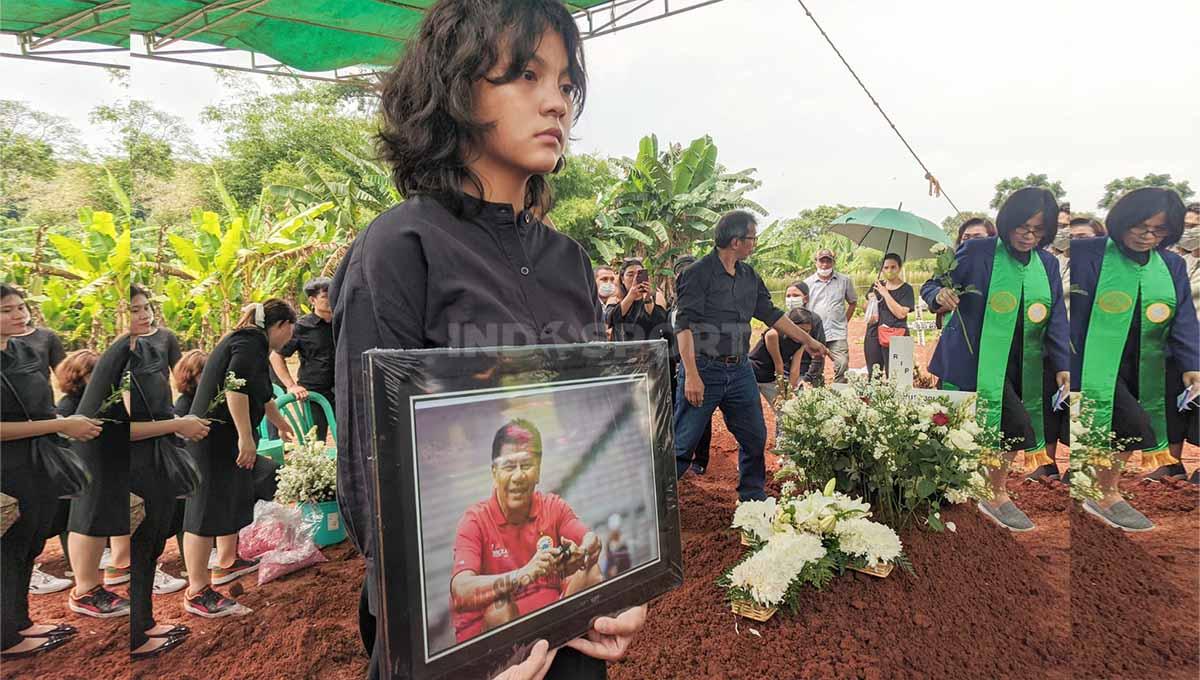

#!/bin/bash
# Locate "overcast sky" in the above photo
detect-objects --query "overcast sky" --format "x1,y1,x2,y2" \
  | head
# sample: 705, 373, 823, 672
4, 0, 1197, 224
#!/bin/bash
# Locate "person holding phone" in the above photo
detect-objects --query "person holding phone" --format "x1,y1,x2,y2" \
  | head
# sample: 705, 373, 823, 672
863, 253, 915, 381
606, 258, 670, 345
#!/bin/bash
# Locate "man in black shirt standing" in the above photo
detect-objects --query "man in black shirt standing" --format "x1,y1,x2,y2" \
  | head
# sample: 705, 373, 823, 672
270, 277, 336, 442
674, 210, 830, 500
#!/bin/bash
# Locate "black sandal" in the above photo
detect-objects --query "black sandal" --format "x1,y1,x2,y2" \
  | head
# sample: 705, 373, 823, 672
132, 635, 187, 659
1, 636, 71, 659
20, 623, 78, 638
147, 624, 190, 638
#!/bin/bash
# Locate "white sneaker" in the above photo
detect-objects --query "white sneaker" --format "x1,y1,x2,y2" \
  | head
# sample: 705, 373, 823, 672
98, 547, 113, 570
153, 564, 186, 596
29, 564, 73, 595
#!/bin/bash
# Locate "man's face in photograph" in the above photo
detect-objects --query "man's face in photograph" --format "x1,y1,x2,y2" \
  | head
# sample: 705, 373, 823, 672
492, 444, 542, 514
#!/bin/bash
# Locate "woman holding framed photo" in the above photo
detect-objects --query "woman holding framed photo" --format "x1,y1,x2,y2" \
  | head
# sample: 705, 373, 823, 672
330, 1, 648, 677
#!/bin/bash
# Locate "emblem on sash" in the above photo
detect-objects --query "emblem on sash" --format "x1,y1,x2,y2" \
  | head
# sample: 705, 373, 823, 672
1145, 302, 1172, 324
1027, 302, 1048, 324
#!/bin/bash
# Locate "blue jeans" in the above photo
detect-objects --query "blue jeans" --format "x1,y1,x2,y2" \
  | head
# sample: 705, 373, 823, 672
674, 356, 768, 501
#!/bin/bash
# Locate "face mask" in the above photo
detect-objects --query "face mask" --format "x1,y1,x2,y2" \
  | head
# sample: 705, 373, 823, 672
785, 296, 805, 310
1179, 228, 1200, 252
598, 283, 616, 298
816, 265, 833, 277
882, 270, 900, 282
1052, 229, 1070, 252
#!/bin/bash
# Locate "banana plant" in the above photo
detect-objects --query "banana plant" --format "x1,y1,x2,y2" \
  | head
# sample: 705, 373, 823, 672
265, 147, 399, 235
591, 134, 764, 293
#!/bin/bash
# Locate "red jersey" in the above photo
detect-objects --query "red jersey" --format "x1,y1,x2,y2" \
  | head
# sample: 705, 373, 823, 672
450, 491, 589, 642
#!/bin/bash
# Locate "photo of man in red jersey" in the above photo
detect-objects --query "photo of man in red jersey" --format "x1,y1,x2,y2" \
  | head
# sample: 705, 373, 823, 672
449, 419, 603, 643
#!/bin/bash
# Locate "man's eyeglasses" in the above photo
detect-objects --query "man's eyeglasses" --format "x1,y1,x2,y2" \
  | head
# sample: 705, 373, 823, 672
1128, 225, 1171, 239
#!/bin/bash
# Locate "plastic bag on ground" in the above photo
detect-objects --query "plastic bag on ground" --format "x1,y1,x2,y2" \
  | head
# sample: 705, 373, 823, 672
238, 500, 327, 585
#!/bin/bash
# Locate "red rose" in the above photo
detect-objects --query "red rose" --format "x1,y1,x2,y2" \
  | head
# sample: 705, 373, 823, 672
932, 412, 950, 427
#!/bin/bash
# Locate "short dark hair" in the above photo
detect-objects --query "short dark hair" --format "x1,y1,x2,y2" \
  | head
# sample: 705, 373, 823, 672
1186, 202, 1200, 215
672, 255, 696, 276
491, 419, 543, 462
376, 0, 587, 218
1106, 187, 1186, 249
714, 210, 757, 249
788, 280, 808, 297
956, 217, 996, 246
0, 283, 26, 301
786, 308, 814, 327
303, 277, 332, 298
996, 187, 1059, 248
595, 265, 616, 276
1069, 216, 1107, 237
882, 252, 904, 267
130, 284, 151, 302
1058, 201, 1071, 214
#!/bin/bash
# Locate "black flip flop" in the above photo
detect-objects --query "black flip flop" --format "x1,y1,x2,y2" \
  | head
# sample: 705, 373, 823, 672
1, 636, 71, 659
20, 624, 78, 638
147, 624, 190, 638
132, 634, 188, 659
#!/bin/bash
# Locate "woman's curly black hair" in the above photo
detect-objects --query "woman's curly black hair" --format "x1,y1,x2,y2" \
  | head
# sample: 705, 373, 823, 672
376, 0, 587, 217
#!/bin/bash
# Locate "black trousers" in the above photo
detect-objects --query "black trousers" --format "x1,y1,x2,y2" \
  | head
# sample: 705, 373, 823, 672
310, 389, 335, 444
357, 578, 606, 679
2, 474, 56, 650
130, 443, 178, 650
864, 324, 885, 380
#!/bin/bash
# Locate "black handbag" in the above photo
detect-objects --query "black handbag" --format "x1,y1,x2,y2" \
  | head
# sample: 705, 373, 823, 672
1, 374, 93, 499
130, 374, 202, 499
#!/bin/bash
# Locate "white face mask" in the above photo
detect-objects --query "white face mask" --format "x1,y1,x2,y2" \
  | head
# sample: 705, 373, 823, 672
816, 265, 834, 277
1180, 227, 1200, 252
785, 296, 805, 310
598, 282, 617, 298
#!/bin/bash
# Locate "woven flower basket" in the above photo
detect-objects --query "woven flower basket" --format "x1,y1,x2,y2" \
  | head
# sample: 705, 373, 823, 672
731, 599, 778, 622
849, 562, 894, 578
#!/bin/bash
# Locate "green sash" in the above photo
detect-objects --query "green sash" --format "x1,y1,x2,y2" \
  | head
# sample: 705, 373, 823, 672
1081, 240, 1176, 452
976, 241, 1053, 451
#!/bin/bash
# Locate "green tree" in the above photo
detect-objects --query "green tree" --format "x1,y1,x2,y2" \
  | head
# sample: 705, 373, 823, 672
989, 173, 1066, 210
202, 82, 376, 209
546, 153, 619, 251
0, 100, 82, 216
1097, 173, 1194, 209
88, 99, 197, 215
591, 134, 763, 284
750, 205, 876, 278
266, 147, 399, 235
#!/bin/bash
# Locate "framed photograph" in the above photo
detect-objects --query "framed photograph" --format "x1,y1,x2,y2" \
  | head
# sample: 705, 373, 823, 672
364, 340, 683, 679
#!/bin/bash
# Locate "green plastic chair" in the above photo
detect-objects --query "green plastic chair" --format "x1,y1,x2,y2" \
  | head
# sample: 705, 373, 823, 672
258, 391, 337, 445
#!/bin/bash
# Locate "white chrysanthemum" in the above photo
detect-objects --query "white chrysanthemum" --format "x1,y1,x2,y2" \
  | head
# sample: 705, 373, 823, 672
944, 487, 970, 504
781, 481, 797, 497
946, 428, 976, 452
836, 518, 902, 567
731, 497, 778, 540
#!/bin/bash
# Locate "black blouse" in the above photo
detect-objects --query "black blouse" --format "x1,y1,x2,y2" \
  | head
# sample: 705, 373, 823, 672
869, 282, 915, 329
606, 300, 671, 344
17, 327, 66, 379
2, 338, 56, 422
129, 340, 174, 422
189, 328, 272, 427
139, 327, 183, 375
330, 194, 604, 566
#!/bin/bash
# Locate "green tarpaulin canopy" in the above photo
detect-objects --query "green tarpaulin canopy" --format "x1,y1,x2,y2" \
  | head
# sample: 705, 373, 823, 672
130, 0, 616, 73
0, 0, 130, 49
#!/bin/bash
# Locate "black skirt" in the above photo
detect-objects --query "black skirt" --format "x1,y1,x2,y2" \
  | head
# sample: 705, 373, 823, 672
67, 421, 131, 536
182, 421, 256, 536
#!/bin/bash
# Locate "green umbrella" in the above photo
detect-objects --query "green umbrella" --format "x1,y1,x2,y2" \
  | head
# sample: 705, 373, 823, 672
828, 207, 950, 262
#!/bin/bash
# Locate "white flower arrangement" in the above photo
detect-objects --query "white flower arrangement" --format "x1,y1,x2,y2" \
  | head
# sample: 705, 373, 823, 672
275, 427, 337, 505
724, 481, 908, 612
1068, 395, 1134, 502
835, 518, 903, 568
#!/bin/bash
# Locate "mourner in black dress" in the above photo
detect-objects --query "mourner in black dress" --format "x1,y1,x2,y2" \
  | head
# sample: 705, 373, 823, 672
2, 284, 102, 659
270, 276, 337, 442
182, 300, 295, 618
65, 333, 132, 618
129, 285, 212, 657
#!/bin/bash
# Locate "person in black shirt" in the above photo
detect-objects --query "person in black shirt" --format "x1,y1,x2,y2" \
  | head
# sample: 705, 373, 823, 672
137, 321, 183, 378
4, 288, 66, 381
128, 285, 210, 658
332, 3, 645, 678
863, 253, 915, 380
606, 258, 670, 343
270, 277, 336, 442
750, 307, 818, 409
1, 285, 103, 660
674, 211, 829, 501
183, 300, 296, 619
668, 255, 712, 473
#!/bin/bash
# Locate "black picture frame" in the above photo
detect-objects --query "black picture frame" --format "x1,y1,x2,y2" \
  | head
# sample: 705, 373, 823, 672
363, 340, 683, 679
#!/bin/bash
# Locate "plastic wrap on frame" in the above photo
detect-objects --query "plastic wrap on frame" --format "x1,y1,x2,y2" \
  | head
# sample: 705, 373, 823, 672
363, 340, 683, 680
